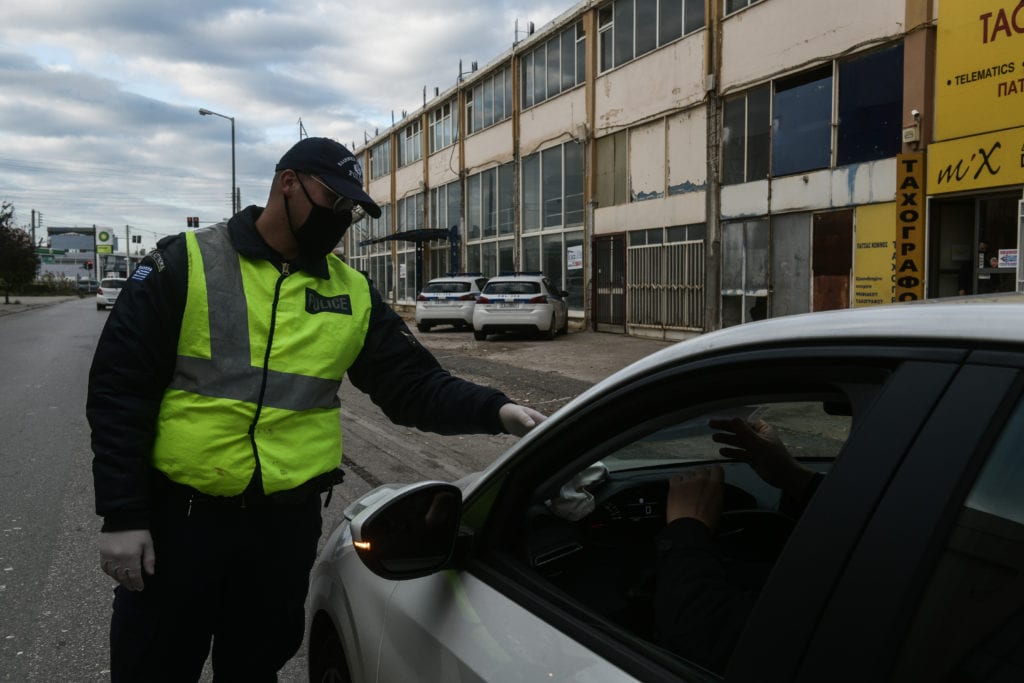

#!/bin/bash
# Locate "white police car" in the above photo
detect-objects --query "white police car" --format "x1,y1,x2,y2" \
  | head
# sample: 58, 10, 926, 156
414, 274, 489, 332
471, 272, 569, 341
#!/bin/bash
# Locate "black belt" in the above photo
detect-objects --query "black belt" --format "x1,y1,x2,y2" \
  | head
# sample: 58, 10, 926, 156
154, 468, 346, 510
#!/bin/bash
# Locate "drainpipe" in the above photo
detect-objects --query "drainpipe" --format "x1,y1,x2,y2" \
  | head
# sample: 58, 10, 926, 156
704, 0, 723, 332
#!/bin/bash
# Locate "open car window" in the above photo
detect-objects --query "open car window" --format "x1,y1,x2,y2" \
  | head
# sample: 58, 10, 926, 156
466, 358, 901, 681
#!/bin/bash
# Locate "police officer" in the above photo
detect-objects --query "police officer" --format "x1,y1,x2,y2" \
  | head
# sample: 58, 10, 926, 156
87, 137, 545, 681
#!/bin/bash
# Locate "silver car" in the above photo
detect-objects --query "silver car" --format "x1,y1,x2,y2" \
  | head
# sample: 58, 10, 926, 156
96, 277, 126, 310
308, 301, 1024, 681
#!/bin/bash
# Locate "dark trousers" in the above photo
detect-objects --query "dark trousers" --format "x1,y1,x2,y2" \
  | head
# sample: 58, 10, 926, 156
109, 486, 323, 682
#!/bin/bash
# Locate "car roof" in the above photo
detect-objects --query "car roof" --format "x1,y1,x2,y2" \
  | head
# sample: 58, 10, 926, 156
427, 276, 481, 282
485, 273, 546, 282
630, 300, 1024, 373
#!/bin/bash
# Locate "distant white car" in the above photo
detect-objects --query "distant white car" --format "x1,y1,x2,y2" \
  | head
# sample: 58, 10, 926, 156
472, 272, 569, 341
414, 274, 489, 332
96, 277, 126, 310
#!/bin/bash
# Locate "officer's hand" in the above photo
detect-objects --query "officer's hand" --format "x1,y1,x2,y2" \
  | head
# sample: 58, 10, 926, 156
499, 403, 547, 436
99, 530, 156, 592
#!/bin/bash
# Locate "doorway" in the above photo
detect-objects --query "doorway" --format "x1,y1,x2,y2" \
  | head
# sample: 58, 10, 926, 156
929, 193, 1020, 298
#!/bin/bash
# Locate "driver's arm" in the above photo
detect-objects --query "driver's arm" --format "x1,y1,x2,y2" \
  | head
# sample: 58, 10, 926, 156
654, 466, 754, 673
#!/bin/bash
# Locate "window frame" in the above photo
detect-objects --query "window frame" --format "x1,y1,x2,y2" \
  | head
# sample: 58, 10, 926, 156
397, 120, 423, 168
598, 0, 706, 74
467, 66, 512, 136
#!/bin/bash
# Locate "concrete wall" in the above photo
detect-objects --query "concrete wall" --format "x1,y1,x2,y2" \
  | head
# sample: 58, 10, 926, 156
721, 0, 905, 90
464, 120, 514, 173
519, 87, 587, 156
720, 158, 897, 220
593, 30, 706, 135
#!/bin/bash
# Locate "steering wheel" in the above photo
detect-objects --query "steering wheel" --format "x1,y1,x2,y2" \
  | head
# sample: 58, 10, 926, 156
715, 509, 796, 564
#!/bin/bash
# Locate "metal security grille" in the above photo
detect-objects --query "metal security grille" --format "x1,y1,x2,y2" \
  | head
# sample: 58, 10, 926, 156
627, 241, 705, 331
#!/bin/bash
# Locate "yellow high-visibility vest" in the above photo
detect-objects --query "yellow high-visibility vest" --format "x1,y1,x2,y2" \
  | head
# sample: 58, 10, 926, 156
152, 225, 372, 496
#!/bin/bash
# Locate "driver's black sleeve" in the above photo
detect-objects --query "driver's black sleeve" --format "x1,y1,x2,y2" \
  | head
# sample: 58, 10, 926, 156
345, 282, 512, 435
653, 518, 757, 674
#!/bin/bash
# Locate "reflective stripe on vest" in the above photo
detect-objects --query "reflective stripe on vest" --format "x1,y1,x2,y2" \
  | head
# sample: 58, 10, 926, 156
152, 224, 372, 496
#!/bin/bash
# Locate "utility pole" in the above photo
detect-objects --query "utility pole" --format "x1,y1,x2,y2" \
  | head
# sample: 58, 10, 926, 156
31, 209, 36, 247
125, 225, 131, 276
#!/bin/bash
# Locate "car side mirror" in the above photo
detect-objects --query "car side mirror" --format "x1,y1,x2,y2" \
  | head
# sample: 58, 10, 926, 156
560, 290, 569, 298
350, 482, 462, 580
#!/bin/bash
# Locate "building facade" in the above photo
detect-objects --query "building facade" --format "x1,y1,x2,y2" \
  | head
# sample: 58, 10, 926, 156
344, 0, 1023, 340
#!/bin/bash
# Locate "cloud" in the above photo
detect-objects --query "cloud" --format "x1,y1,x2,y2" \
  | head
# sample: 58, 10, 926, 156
0, 0, 565, 242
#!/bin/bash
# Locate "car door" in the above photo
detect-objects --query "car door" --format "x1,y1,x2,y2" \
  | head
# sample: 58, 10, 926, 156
787, 352, 1024, 682
379, 343, 962, 682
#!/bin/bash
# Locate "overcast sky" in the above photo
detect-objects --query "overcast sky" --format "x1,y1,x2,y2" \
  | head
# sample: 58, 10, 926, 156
0, 0, 565, 251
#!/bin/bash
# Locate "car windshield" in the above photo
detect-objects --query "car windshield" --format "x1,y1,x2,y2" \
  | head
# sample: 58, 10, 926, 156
484, 281, 541, 295
602, 400, 851, 473
101, 279, 124, 288
424, 282, 471, 293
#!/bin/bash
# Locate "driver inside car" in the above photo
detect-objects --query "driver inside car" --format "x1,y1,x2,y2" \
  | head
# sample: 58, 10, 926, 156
653, 417, 824, 673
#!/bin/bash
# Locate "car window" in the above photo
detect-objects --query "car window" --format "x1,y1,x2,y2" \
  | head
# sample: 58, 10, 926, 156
484, 281, 541, 295
423, 282, 470, 293
891, 396, 1024, 681
525, 396, 850, 674
101, 279, 124, 288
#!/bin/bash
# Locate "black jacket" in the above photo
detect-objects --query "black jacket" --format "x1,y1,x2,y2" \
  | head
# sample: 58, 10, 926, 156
87, 207, 512, 531
654, 473, 825, 673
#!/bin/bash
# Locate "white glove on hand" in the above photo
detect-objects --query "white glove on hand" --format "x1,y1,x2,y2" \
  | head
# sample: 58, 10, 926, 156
499, 403, 547, 436
99, 529, 156, 592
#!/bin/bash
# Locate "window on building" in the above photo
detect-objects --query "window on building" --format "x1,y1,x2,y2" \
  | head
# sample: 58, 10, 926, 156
397, 192, 424, 230
369, 140, 391, 180
771, 66, 833, 177
428, 100, 458, 154
722, 85, 770, 185
465, 162, 515, 276
725, 0, 764, 14
596, 131, 629, 207
721, 219, 769, 327
397, 120, 423, 167
724, 42, 903, 184
599, 0, 705, 72
467, 67, 512, 135
429, 180, 461, 232
522, 22, 586, 109
522, 142, 584, 231
837, 43, 903, 166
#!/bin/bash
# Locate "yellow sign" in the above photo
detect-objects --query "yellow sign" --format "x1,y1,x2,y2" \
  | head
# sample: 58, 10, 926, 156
935, 0, 1024, 140
929, 126, 1024, 194
895, 153, 926, 302
853, 202, 896, 307
97, 245, 113, 254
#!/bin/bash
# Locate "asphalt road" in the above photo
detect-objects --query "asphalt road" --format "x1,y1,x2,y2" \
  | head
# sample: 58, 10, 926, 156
0, 297, 672, 681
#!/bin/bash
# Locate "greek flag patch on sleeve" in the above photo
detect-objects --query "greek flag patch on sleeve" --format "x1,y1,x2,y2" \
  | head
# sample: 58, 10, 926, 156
131, 266, 154, 282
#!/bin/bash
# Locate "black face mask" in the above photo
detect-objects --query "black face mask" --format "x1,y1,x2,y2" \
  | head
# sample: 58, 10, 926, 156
285, 176, 353, 261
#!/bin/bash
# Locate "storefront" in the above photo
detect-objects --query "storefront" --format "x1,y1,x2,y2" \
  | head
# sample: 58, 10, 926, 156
927, 0, 1023, 298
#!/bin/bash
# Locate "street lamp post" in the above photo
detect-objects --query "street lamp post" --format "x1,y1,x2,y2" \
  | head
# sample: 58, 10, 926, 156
198, 107, 238, 215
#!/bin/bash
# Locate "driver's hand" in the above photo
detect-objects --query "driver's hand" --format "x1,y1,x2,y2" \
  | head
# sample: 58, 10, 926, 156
708, 417, 815, 499
666, 466, 724, 532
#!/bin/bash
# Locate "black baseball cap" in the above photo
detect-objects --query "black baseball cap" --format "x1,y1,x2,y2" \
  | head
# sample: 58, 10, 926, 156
275, 137, 381, 218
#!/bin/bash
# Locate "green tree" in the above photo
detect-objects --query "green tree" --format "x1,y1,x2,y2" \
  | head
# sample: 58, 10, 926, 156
0, 201, 40, 304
